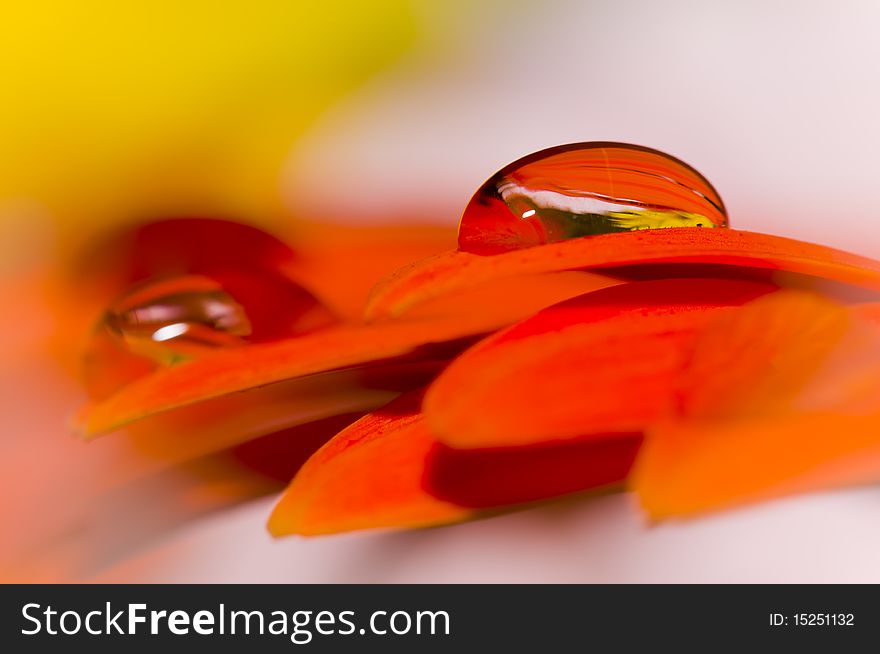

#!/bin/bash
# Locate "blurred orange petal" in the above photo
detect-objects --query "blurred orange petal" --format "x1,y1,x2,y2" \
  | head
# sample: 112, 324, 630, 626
122, 360, 444, 467
285, 222, 457, 320
366, 229, 880, 320
633, 291, 880, 518
635, 414, 880, 520
855, 301, 880, 327
424, 277, 778, 449
74, 316, 490, 437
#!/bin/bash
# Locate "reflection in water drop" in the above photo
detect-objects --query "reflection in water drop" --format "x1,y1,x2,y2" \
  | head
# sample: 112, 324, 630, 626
104, 275, 252, 363
458, 142, 728, 255
152, 323, 190, 342
84, 270, 337, 398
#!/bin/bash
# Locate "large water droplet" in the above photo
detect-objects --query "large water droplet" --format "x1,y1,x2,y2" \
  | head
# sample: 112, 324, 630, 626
458, 142, 728, 255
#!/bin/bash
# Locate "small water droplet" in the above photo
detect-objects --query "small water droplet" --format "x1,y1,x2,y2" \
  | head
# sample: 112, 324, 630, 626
458, 142, 728, 255
84, 270, 336, 398
104, 275, 252, 363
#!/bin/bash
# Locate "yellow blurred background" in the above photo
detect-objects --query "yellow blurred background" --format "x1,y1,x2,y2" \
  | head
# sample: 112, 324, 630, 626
0, 1, 424, 271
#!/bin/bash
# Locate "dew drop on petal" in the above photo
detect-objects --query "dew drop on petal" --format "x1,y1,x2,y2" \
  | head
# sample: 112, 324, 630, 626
83, 271, 336, 399
103, 275, 253, 362
458, 142, 728, 255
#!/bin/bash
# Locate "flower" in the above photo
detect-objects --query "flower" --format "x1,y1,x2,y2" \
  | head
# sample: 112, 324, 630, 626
75, 143, 880, 537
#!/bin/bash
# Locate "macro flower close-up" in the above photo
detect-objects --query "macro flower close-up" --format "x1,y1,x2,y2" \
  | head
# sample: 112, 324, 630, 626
5, 0, 880, 593
67, 141, 880, 541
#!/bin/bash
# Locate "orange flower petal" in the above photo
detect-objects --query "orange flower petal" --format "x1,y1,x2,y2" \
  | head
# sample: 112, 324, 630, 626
268, 392, 642, 536
855, 301, 880, 327
122, 360, 444, 466
74, 316, 491, 438
366, 229, 880, 320
383, 270, 618, 324
634, 414, 880, 520
632, 291, 880, 518
77, 259, 624, 438
424, 277, 779, 449
268, 393, 470, 536
672, 292, 861, 421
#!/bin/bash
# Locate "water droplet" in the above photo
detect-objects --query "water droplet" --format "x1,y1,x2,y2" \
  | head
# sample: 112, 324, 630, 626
84, 271, 336, 398
458, 142, 728, 255
104, 275, 252, 363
